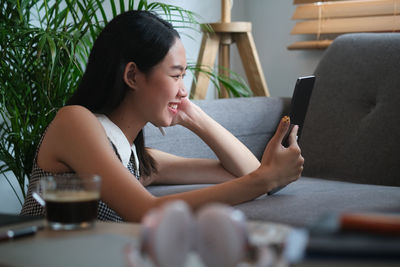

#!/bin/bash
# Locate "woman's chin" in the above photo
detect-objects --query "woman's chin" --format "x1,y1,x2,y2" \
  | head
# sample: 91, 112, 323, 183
152, 113, 175, 127
154, 119, 172, 128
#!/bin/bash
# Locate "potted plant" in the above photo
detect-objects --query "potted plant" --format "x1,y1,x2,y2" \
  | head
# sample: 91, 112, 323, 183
0, 0, 251, 205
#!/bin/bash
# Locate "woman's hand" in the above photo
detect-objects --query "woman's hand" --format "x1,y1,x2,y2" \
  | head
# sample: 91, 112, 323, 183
170, 97, 200, 127
257, 116, 304, 190
171, 97, 194, 126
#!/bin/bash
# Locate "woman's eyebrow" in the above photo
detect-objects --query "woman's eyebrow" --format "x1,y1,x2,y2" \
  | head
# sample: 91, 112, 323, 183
170, 65, 187, 71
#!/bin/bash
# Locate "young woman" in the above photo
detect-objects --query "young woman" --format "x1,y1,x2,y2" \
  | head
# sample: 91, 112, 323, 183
21, 11, 304, 222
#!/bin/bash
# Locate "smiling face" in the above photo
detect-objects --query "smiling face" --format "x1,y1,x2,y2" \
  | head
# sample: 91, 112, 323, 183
131, 37, 188, 127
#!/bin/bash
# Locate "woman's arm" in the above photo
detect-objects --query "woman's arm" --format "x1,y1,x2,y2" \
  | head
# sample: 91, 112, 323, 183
147, 148, 237, 185
40, 106, 302, 223
151, 98, 260, 183
152, 116, 303, 209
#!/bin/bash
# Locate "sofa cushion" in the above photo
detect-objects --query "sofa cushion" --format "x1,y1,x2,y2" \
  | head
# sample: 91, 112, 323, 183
147, 177, 400, 228
301, 33, 400, 186
144, 96, 289, 160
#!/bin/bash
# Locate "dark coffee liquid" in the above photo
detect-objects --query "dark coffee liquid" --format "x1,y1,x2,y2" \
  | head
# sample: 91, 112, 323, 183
44, 192, 99, 224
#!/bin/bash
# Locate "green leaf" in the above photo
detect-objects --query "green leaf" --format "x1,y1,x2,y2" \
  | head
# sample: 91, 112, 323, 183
95, 0, 108, 24
47, 34, 57, 67
119, 0, 125, 13
137, 0, 147, 10
110, 0, 117, 17
37, 32, 47, 58
128, 0, 135, 10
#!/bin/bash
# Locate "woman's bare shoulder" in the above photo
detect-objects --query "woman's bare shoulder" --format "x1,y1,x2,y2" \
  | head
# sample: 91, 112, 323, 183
45, 105, 107, 146
38, 105, 112, 172
37, 106, 105, 172
51, 105, 101, 131
55, 105, 95, 122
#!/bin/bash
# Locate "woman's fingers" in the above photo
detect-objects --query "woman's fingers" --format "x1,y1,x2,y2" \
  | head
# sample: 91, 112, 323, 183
288, 125, 304, 177
271, 116, 291, 145
288, 125, 300, 147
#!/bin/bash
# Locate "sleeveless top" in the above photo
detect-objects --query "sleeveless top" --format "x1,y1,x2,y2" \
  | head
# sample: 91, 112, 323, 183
20, 114, 140, 222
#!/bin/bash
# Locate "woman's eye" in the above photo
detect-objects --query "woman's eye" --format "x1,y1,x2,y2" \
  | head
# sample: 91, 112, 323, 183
172, 74, 185, 80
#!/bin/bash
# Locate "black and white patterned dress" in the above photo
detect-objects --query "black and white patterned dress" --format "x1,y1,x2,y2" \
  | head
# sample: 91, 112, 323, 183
20, 114, 140, 222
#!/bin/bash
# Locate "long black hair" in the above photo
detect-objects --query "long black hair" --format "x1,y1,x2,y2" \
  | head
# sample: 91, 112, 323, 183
67, 10, 180, 177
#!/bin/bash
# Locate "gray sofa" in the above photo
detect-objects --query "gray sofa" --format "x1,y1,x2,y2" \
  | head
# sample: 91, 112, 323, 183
144, 33, 400, 228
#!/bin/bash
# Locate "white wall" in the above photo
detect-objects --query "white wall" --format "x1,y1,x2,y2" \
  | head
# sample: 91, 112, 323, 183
0, 0, 326, 214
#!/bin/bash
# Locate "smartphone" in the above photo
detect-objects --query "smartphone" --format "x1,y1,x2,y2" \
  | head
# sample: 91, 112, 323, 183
268, 75, 316, 195
282, 75, 315, 147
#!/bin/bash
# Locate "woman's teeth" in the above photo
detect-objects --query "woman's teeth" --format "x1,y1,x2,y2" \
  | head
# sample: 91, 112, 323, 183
168, 103, 178, 110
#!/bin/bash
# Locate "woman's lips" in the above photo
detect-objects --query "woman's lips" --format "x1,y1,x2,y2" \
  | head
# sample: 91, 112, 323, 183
168, 102, 179, 114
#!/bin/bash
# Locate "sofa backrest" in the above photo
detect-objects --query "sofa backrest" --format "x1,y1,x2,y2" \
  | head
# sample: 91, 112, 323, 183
144, 97, 289, 161
301, 33, 400, 186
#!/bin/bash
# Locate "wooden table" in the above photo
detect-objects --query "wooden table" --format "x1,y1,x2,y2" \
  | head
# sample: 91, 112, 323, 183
3, 221, 395, 267
0, 220, 292, 267
35, 221, 142, 239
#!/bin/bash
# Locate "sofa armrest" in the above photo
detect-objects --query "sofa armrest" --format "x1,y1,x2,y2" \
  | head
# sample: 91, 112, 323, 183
144, 96, 290, 160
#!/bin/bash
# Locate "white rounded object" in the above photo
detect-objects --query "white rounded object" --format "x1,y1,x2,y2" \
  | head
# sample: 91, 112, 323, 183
195, 204, 248, 267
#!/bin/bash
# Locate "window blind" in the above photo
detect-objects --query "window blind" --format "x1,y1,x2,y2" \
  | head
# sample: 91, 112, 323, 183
288, 0, 400, 50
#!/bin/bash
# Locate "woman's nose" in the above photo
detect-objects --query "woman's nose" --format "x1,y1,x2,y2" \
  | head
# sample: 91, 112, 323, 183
178, 84, 188, 98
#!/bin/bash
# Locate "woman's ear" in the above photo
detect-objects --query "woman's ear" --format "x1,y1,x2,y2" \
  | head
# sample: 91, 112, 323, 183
123, 62, 138, 89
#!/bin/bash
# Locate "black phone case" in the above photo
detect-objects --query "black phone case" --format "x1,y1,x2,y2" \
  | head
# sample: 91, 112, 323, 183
269, 76, 315, 195
282, 76, 315, 147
